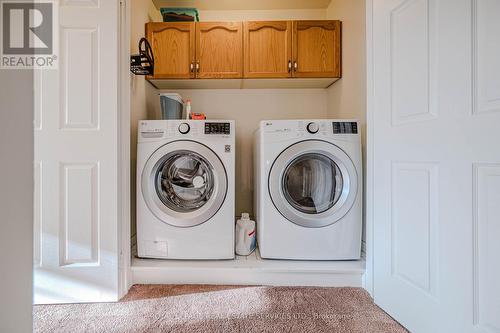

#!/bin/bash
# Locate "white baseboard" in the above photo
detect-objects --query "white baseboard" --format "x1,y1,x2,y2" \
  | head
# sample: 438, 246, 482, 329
131, 250, 365, 287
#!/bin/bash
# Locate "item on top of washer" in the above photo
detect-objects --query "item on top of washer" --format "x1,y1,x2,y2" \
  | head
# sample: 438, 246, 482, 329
185, 99, 192, 120
235, 213, 256, 256
160, 93, 184, 119
191, 112, 206, 120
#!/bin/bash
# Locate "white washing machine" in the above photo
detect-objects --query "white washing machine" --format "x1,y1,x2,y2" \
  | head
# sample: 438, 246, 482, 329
254, 120, 362, 260
137, 120, 235, 260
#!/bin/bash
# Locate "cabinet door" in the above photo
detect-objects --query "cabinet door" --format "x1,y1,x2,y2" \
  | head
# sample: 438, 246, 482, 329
146, 22, 195, 79
292, 20, 341, 78
243, 21, 292, 78
195, 22, 243, 78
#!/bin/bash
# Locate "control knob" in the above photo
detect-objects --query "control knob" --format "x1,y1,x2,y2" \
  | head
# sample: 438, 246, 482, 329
306, 122, 320, 134
178, 123, 190, 134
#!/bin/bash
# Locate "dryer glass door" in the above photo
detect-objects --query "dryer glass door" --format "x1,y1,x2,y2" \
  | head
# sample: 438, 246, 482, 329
269, 140, 358, 228
142, 140, 227, 227
282, 153, 344, 214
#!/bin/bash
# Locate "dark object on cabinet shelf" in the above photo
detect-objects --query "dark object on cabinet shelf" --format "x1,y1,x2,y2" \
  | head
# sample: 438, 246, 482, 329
160, 8, 199, 22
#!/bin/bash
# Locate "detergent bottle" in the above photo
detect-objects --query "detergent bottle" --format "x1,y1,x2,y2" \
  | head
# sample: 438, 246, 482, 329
235, 213, 256, 256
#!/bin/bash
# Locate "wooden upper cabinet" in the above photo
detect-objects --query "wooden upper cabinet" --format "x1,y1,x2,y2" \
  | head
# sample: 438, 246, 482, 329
146, 22, 195, 79
243, 21, 292, 78
292, 20, 341, 78
195, 22, 243, 78
145, 20, 342, 83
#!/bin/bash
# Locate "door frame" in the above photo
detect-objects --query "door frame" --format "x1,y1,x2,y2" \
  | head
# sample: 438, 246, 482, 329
117, 0, 377, 298
364, 0, 375, 297
118, 0, 132, 298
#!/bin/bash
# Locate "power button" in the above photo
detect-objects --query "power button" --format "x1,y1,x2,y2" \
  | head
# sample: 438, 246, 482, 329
178, 123, 190, 134
306, 122, 319, 134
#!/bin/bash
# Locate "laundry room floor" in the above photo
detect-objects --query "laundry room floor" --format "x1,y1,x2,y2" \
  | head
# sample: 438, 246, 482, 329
34, 284, 408, 333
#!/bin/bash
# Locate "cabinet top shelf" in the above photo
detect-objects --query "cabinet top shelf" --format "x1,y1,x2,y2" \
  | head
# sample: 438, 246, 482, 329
147, 78, 339, 90
152, 0, 332, 11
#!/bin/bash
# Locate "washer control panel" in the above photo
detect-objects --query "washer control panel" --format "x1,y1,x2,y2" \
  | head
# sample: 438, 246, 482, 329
138, 120, 234, 142
204, 122, 231, 135
333, 121, 358, 134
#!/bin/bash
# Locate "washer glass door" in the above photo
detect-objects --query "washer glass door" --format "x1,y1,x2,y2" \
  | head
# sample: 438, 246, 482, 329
156, 151, 214, 213
142, 140, 227, 227
269, 140, 357, 228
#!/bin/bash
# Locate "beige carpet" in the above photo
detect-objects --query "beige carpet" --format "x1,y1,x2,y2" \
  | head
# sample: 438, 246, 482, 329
34, 285, 408, 333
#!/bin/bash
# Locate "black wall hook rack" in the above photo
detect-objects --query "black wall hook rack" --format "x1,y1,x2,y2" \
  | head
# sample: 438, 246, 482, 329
130, 37, 154, 76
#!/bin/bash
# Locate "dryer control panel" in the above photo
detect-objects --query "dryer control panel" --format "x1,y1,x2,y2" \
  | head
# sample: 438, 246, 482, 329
260, 119, 360, 143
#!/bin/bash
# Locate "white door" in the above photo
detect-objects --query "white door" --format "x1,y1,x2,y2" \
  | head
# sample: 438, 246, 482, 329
370, 0, 500, 332
34, 0, 120, 303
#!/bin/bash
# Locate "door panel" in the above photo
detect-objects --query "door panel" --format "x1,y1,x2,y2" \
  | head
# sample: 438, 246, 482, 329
371, 0, 500, 332
292, 20, 341, 78
390, 162, 438, 296
196, 22, 242, 78
61, 163, 99, 265
474, 0, 500, 115
243, 21, 292, 78
34, 0, 119, 303
472, 3, 500, 332
146, 22, 195, 79
474, 164, 500, 332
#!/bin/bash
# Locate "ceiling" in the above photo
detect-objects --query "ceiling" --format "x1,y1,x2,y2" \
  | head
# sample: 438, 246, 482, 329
152, 0, 332, 11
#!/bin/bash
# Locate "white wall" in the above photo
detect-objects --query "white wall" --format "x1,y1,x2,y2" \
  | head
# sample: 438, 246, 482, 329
326, 0, 367, 241
151, 89, 328, 215
0, 70, 33, 332
130, 0, 162, 238
326, 0, 366, 136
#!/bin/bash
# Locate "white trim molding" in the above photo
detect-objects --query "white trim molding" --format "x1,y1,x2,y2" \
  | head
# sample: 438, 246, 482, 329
364, 0, 375, 297
118, 0, 132, 299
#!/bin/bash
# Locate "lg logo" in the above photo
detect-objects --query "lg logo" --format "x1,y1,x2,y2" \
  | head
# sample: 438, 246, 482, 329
1, 0, 58, 68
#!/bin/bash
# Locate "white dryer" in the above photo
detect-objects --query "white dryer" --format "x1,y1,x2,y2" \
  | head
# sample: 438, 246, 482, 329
254, 120, 362, 260
137, 120, 235, 259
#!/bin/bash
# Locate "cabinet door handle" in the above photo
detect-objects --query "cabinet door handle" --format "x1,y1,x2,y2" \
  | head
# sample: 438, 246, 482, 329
190, 62, 194, 73
293, 61, 298, 72
196, 62, 200, 73
288, 60, 292, 73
